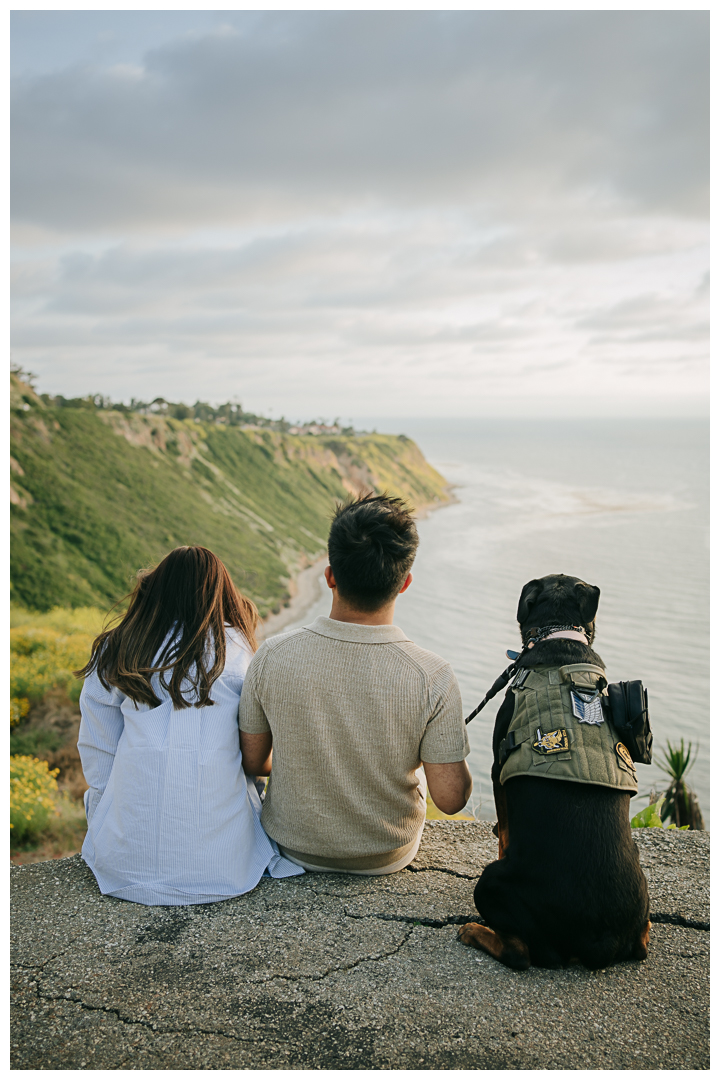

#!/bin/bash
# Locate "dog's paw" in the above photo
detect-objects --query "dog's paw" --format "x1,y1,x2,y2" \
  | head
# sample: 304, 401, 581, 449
457, 922, 487, 949
633, 919, 652, 961
458, 922, 531, 969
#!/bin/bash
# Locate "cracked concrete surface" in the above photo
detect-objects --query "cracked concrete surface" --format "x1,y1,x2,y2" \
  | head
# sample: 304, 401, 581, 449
11, 821, 709, 1069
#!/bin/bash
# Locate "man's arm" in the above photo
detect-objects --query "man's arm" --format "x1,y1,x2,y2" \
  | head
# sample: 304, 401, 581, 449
240, 731, 273, 776
423, 760, 473, 815
238, 647, 273, 775
420, 665, 472, 814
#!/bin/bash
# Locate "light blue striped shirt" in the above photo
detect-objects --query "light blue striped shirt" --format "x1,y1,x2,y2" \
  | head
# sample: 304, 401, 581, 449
77, 628, 303, 905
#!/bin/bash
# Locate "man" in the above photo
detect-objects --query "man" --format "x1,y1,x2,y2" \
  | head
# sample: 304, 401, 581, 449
239, 492, 472, 874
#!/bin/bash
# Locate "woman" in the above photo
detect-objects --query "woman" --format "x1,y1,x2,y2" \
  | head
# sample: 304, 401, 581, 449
75, 545, 302, 904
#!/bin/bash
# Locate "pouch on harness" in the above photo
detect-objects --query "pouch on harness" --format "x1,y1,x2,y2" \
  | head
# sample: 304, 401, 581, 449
605, 681, 652, 765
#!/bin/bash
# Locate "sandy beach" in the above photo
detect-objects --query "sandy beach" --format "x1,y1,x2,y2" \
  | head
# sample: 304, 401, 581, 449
258, 556, 329, 640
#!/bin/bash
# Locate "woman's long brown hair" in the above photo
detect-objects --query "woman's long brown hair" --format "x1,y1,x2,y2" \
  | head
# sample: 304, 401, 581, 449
75, 546, 258, 709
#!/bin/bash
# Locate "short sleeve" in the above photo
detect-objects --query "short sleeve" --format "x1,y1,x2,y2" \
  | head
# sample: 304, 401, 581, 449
238, 648, 271, 733
222, 627, 253, 695
419, 665, 470, 764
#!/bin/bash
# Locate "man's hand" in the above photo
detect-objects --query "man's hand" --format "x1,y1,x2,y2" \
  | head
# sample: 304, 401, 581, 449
423, 760, 473, 815
240, 731, 273, 776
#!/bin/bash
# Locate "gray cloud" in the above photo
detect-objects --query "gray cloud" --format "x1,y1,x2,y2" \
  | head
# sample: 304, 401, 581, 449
10, 12, 709, 416
577, 292, 708, 346
11, 216, 707, 394
12, 11, 708, 232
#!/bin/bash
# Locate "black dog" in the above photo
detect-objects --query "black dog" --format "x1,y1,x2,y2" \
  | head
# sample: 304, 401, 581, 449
459, 574, 650, 970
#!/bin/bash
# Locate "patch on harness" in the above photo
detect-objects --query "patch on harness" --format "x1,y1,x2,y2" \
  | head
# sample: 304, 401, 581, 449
533, 728, 569, 754
571, 689, 604, 726
615, 742, 634, 769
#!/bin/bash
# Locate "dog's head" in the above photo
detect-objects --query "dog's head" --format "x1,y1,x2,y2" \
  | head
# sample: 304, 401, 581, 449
516, 574, 600, 645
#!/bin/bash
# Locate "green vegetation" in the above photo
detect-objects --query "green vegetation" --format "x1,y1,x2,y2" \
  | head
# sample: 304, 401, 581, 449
11, 372, 449, 616
631, 740, 703, 830
11, 607, 104, 706
10, 756, 60, 843
657, 740, 705, 830
631, 796, 689, 830
10, 752, 87, 861
10, 606, 105, 760
36, 386, 352, 434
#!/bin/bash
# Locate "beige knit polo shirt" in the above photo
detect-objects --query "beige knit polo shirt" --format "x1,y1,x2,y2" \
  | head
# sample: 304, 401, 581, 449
238, 615, 469, 866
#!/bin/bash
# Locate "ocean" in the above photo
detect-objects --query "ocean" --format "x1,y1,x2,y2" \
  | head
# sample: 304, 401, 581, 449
287, 418, 710, 827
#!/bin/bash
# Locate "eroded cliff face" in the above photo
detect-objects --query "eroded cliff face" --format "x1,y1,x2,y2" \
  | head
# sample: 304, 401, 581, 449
10, 375, 449, 614
97, 409, 446, 505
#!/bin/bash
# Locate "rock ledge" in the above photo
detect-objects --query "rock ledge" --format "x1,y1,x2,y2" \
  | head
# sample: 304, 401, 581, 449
11, 822, 709, 1070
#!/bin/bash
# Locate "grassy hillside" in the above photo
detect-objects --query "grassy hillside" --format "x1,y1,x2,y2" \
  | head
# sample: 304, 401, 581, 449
10, 373, 449, 616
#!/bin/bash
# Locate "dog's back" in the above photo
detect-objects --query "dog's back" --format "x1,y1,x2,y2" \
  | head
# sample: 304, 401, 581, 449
476, 775, 649, 968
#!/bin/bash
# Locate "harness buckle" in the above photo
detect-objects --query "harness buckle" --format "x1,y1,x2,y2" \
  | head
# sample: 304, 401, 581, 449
499, 730, 520, 766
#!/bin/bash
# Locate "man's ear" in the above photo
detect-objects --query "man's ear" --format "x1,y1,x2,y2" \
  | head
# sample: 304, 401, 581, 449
516, 579, 541, 624
398, 572, 413, 595
324, 565, 336, 589
575, 582, 600, 624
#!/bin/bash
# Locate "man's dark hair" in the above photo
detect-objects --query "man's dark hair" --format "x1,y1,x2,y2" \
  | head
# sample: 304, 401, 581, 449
328, 492, 419, 612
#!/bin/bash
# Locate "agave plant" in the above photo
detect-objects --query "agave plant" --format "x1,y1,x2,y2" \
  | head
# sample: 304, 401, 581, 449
658, 740, 705, 830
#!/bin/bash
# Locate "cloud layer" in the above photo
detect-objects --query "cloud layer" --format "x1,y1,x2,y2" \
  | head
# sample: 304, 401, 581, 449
11, 11, 709, 416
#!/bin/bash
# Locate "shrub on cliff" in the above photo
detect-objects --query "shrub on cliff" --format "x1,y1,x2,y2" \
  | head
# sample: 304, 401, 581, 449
658, 740, 705, 830
10, 755, 60, 843
10, 608, 103, 746
11, 625, 95, 707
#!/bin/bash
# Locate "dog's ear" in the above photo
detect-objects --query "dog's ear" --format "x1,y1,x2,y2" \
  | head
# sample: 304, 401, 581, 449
517, 579, 542, 624
575, 582, 600, 624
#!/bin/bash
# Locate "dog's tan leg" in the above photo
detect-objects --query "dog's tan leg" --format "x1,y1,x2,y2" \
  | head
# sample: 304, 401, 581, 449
458, 922, 531, 970
632, 919, 651, 961
493, 780, 510, 859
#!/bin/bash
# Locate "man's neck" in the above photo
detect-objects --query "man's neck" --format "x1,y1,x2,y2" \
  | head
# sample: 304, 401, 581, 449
328, 596, 397, 626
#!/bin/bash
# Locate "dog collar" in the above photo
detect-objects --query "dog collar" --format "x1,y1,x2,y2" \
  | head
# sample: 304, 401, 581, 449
539, 629, 588, 644
523, 624, 589, 649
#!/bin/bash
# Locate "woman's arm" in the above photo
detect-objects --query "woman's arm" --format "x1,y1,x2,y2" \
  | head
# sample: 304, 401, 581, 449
77, 673, 125, 824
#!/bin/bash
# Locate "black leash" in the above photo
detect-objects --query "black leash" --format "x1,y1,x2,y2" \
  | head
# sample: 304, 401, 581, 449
464, 661, 517, 724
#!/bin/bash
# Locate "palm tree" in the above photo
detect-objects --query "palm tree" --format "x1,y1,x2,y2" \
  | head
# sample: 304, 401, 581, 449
658, 740, 705, 830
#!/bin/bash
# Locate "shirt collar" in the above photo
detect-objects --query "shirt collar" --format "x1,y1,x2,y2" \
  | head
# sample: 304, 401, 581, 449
305, 615, 409, 645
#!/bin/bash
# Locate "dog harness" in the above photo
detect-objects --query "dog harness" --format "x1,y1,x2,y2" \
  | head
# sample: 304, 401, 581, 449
498, 663, 638, 792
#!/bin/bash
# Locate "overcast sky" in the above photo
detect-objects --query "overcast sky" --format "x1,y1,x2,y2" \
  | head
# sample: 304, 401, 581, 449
11, 10, 709, 420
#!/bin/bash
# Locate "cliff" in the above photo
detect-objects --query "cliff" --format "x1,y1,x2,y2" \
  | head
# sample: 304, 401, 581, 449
10, 823, 708, 1070
10, 373, 449, 615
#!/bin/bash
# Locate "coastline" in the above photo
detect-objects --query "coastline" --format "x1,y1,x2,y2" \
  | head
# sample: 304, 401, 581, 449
258, 556, 328, 640
257, 486, 456, 640
413, 486, 458, 520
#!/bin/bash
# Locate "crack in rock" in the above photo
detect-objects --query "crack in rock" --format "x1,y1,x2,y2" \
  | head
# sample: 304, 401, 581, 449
346, 910, 709, 932
31, 990, 253, 1044
650, 913, 709, 931
11, 935, 86, 974
29, 927, 415, 1020
264, 928, 414, 983
345, 911, 478, 929
406, 864, 477, 879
